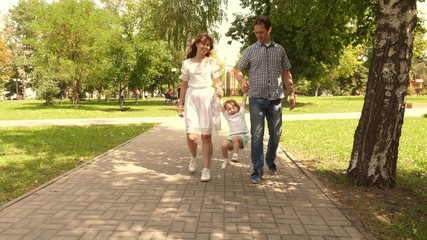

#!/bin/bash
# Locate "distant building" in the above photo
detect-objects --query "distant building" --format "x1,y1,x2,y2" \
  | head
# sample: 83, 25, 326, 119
409, 79, 424, 95
225, 68, 240, 96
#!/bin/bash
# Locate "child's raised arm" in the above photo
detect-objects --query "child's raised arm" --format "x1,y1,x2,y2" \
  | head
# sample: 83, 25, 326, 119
241, 93, 248, 110
219, 98, 225, 113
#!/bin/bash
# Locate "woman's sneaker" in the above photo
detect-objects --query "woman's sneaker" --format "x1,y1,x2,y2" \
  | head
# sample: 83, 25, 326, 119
188, 158, 197, 173
200, 168, 211, 182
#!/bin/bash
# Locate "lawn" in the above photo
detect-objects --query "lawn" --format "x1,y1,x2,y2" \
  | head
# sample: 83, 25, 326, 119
0, 123, 157, 206
282, 117, 427, 239
1, 95, 426, 120
0, 95, 426, 239
0, 97, 179, 120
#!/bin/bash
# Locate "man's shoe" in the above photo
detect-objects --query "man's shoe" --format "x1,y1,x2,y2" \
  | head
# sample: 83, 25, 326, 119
201, 168, 211, 182
250, 172, 262, 184
268, 169, 278, 175
188, 158, 197, 173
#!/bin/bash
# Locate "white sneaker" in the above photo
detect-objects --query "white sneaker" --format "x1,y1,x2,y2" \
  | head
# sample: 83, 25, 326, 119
221, 159, 229, 169
231, 153, 239, 162
189, 158, 196, 173
200, 168, 210, 182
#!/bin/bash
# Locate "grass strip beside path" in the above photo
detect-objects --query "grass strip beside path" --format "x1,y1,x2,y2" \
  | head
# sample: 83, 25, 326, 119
0, 123, 157, 206
281, 118, 427, 240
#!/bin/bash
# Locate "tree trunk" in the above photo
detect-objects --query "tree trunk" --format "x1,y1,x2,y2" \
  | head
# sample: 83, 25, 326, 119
73, 79, 80, 107
21, 66, 27, 100
347, 0, 417, 189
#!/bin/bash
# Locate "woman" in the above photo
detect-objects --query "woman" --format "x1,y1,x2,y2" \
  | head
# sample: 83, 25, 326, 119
178, 32, 224, 182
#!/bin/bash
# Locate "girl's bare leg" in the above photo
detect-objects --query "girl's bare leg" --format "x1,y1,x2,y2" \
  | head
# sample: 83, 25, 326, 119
221, 140, 233, 159
232, 136, 243, 154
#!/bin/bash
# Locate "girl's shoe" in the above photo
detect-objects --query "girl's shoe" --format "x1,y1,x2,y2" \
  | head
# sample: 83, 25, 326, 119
221, 159, 229, 169
231, 153, 239, 162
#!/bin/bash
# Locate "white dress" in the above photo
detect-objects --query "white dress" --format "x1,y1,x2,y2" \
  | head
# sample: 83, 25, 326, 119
180, 57, 220, 135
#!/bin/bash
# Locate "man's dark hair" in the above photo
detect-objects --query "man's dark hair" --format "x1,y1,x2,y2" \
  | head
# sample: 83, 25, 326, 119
253, 15, 271, 29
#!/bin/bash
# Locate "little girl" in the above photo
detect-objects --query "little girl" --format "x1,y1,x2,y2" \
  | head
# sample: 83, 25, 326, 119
220, 93, 249, 169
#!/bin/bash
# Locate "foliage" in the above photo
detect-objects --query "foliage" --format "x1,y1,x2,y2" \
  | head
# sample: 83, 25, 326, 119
227, 0, 372, 81
328, 45, 369, 96
226, 0, 427, 96
143, 0, 227, 60
0, 35, 14, 87
36, 79, 60, 104
28, 0, 121, 106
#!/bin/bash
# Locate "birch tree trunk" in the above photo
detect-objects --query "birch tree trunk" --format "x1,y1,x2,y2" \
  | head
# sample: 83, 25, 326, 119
347, 0, 417, 188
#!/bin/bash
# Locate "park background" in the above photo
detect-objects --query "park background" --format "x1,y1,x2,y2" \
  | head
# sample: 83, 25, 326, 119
0, 1, 427, 240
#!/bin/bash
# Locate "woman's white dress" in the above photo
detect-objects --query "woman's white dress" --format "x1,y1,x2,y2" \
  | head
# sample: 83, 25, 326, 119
180, 57, 221, 135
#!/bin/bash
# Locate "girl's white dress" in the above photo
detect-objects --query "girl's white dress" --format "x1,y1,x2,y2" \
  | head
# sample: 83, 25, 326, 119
180, 57, 221, 135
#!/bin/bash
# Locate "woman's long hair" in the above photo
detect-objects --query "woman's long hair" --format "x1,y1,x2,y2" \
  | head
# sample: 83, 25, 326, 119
186, 32, 214, 59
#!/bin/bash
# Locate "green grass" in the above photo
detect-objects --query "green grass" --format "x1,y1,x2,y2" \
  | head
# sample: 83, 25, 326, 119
281, 117, 427, 239
0, 98, 179, 120
280, 95, 427, 114
0, 123, 157, 205
1, 95, 425, 120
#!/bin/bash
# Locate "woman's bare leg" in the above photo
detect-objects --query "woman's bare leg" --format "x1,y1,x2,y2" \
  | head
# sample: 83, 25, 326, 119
201, 134, 213, 168
187, 133, 198, 158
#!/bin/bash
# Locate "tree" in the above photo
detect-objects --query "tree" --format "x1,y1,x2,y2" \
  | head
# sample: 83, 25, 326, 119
30, 0, 120, 106
100, 0, 175, 99
0, 34, 14, 87
347, 0, 417, 188
4, 0, 43, 100
144, 0, 227, 60
226, 0, 365, 83
328, 45, 369, 96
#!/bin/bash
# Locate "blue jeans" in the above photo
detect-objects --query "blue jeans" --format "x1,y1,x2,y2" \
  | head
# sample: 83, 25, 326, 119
249, 98, 282, 176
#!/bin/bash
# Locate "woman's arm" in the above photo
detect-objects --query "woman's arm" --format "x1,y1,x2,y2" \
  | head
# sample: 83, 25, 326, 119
178, 81, 189, 117
214, 77, 224, 98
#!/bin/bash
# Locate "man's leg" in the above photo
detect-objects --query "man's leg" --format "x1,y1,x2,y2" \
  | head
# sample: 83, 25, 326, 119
265, 99, 282, 172
249, 98, 267, 176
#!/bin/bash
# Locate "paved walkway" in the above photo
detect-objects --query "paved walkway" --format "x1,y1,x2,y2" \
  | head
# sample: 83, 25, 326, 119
4, 109, 426, 240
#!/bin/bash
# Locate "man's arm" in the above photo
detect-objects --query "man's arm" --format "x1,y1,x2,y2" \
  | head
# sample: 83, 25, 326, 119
241, 92, 248, 110
282, 69, 296, 110
234, 68, 249, 94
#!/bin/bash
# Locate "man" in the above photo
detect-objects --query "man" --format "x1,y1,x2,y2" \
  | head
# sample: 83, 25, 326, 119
234, 15, 296, 184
